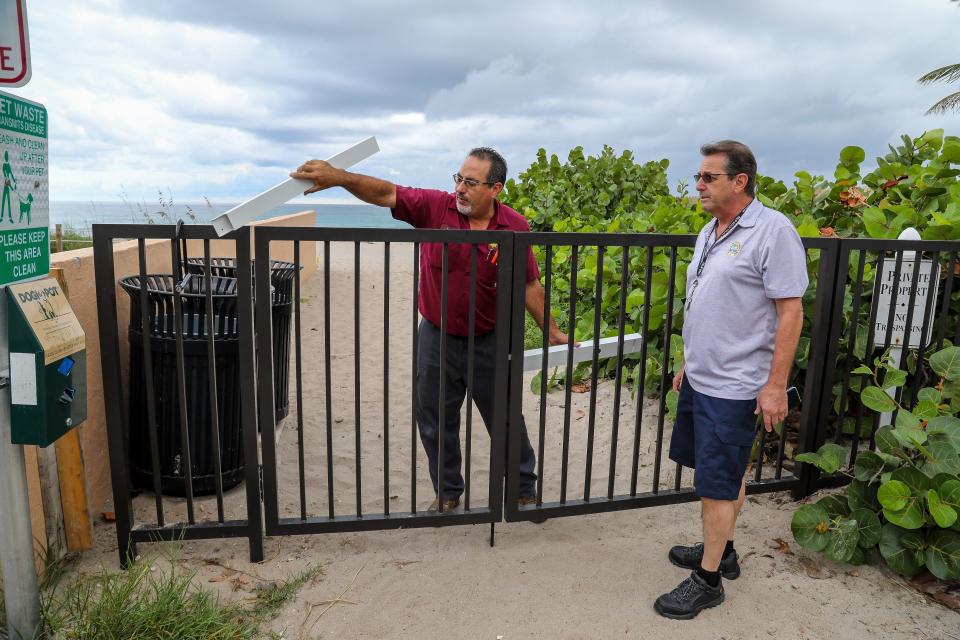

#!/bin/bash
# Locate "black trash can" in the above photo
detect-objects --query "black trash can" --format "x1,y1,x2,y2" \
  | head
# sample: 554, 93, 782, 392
186, 258, 298, 422
121, 273, 245, 496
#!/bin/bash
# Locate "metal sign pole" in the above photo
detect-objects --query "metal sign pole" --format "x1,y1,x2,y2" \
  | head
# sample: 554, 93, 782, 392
0, 289, 41, 640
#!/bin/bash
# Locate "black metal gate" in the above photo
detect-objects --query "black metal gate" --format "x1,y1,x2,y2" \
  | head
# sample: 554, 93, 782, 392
252, 227, 515, 536
93, 222, 960, 563
502, 233, 842, 522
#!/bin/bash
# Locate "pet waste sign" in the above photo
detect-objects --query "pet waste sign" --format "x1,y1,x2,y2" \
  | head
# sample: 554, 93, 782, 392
0, 89, 47, 286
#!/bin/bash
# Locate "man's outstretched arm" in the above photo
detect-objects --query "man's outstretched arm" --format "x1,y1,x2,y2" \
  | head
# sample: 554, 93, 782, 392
291, 160, 396, 208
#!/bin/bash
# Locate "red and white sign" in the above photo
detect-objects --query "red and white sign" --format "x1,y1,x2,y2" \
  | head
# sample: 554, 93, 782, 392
1, 0, 31, 87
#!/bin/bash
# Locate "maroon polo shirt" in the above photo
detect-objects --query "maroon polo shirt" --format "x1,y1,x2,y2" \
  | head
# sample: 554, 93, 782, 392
391, 185, 540, 336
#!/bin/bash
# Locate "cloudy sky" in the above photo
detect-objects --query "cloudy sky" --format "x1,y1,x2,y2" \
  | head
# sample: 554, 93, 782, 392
13, 0, 960, 203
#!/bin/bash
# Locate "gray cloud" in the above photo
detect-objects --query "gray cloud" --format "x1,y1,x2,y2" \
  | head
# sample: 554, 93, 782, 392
17, 0, 960, 200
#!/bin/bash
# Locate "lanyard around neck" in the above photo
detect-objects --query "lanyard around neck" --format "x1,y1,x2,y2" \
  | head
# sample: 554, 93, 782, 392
694, 201, 751, 279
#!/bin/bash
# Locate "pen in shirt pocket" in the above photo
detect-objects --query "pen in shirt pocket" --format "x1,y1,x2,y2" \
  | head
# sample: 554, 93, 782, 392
485, 243, 499, 265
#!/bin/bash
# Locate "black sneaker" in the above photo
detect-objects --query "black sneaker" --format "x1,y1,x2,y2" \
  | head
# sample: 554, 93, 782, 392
654, 571, 725, 620
668, 542, 740, 580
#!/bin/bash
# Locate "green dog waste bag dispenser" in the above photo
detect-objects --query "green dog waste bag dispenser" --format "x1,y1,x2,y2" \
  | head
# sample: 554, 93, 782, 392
6, 277, 86, 446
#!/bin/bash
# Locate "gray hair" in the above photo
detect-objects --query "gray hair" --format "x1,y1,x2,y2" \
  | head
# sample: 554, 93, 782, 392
468, 147, 507, 185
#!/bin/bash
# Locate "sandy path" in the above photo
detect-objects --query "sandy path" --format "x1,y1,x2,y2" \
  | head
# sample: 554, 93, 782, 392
85, 241, 958, 639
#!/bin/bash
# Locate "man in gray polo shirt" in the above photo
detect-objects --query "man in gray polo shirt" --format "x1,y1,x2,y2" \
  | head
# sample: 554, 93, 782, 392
654, 140, 807, 619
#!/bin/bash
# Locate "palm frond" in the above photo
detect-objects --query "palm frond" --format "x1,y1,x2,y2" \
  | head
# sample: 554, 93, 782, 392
925, 91, 960, 115
918, 64, 960, 85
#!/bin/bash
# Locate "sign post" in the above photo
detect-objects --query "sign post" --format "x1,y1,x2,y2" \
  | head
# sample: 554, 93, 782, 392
871, 228, 939, 425
0, 81, 45, 636
0, 0, 31, 88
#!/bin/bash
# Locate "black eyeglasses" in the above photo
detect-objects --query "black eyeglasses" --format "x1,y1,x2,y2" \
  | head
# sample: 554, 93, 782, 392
453, 173, 496, 188
694, 172, 737, 184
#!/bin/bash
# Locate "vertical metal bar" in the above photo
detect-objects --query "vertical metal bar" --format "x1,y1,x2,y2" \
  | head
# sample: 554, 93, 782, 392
354, 242, 362, 517
237, 227, 264, 561
906, 251, 939, 411
935, 253, 956, 350
753, 427, 765, 482
255, 238, 279, 528
383, 242, 391, 516
608, 245, 629, 499
794, 241, 844, 498
492, 232, 515, 523
137, 239, 164, 526
295, 241, 306, 520
560, 245, 579, 504
93, 227, 136, 566
834, 251, 867, 449
892, 256, 925, 416
437, 243, 449, 509
411, 242, 420, 513
630, 247, 654, 496
584, 245, 604, 500
464, 244, 477, 511
652, 248, 678, 493
202, 240, 225, 522
170, 239, 195, 522
324, 242, 335, 518
537, 245, 553, 505
852, 252, 884, 450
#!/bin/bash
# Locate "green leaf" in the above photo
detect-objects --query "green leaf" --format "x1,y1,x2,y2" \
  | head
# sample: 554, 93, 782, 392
530, 370, 543, 394
861, 386, 898, 413
893, 423, 927, 448
851, 508, 882, 548
848, 545, 867, 566
927, 489, 958, 528
819, 443, 848, 474
666, 389, 679, 421
875, 426, 901, 455
878, 480, 911, 511
825, 518, 860, 562
927, 416, 960, 451
853, 451, 885, 482
930, 346, 960, 381
862, 208, 891, 239
913, 401, 940, 422
895, 409, 921, 430
883, 368, 907, 389
846, 479, 880, 512
839, 146, 866, 164
851, 365, 874, 376
917, 387, 942, 405
797, 443, 847, 474
891, 466, 931, 494
884, 498, 926, 530
925, 529, 960, 580
923, 439, 960, 476
791, 504, 831, 551
817, 494, 851, 519
879, 525, 925, 577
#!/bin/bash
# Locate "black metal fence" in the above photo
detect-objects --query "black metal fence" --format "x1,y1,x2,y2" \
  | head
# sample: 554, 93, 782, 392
251, 227, 516, 536
93, 224, 263, 567
796, 238, 960, 496
92, 222, 960, 563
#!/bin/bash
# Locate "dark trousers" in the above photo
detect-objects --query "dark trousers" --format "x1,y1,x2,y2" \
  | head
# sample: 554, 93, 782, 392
417, 319, 537, 501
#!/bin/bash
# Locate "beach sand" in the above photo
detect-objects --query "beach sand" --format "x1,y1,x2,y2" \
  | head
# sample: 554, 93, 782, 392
83, 241, 959, 639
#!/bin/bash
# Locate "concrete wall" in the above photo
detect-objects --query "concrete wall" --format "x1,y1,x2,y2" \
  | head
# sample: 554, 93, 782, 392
25, 211, 316, 549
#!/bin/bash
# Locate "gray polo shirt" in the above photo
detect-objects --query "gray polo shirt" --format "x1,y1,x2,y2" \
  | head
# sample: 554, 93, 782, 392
682, 198, 808, 400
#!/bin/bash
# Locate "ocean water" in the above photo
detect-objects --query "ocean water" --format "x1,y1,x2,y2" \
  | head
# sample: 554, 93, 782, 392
49, 201, 411, 232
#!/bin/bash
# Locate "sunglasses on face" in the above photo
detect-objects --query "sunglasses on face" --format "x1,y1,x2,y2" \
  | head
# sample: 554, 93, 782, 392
693, 172, 739, 184
453, 173, 496, 188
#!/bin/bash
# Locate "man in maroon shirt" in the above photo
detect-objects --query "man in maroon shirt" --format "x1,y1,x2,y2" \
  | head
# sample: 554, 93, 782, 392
293, 147, 567, 512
